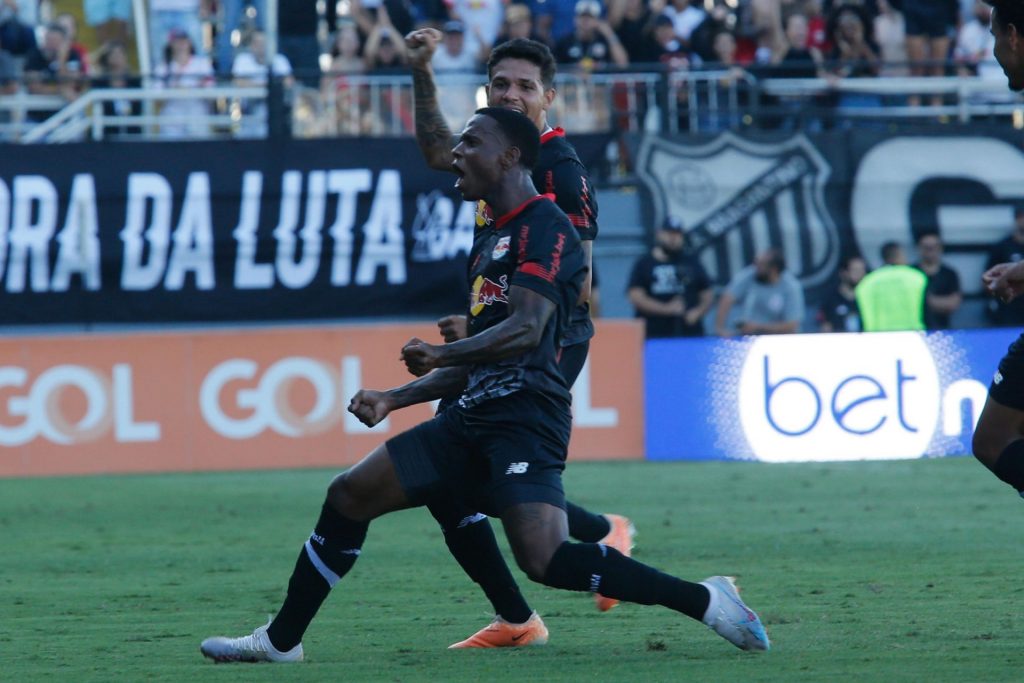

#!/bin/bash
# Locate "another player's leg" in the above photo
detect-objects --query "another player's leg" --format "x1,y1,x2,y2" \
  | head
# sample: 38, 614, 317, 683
972, 396, 1024, 497
199, 443, 412, 663
502, 501, 770, 652
426, 498, 547, 648
558, 340, 638, 610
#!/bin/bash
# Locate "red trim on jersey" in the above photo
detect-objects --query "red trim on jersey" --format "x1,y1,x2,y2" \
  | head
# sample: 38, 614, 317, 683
540, 127, 566, 144
494, 194, 555, 229
518, 232, 566, 283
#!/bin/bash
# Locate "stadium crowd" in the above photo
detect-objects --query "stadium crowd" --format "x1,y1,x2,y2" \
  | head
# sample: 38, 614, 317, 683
0, 0, 1007, 138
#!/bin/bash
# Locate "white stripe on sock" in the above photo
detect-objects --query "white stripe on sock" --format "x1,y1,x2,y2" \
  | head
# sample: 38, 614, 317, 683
304, 540, 341, 587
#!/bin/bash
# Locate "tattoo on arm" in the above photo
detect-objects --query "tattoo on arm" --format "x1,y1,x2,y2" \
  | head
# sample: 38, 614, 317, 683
412, 67, 456, 170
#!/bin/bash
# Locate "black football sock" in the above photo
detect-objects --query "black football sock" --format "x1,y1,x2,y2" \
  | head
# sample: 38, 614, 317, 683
542, 542, 711, 621
442, 515, 534, 624
993, 439, 1024, 492
566, 501, 611, 542
266, 501, 368, 652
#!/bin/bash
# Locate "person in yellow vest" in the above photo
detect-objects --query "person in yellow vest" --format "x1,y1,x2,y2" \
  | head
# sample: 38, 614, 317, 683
854, 241, 928, 331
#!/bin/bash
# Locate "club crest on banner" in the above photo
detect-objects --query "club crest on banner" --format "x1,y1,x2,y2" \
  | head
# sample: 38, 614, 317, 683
637, 132, 840, 289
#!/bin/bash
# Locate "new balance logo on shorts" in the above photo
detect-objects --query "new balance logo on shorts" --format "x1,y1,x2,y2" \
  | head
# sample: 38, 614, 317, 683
994, 371, 1004, 385
506, 462, 529, 475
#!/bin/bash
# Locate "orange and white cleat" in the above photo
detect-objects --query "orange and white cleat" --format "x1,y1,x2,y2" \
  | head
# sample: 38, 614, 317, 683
448, 612, 549, 649
594, 514, 636, 612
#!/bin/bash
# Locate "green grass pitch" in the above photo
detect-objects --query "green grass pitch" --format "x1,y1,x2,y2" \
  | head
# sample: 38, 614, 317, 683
2, 457, 1022, 682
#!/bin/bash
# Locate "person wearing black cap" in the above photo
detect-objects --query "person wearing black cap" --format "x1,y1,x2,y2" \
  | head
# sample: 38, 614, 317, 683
553, 0, 630, 67
627, 217, 713, 338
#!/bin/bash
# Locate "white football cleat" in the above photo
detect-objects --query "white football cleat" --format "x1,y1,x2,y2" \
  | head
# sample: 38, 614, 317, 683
200, 623, 303, 663
700, 576, 770, 652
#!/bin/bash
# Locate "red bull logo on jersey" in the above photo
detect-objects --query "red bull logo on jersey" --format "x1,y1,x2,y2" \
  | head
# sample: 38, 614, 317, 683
470, 274, 509, 316
492, 236, 511, 260
475, 200, 494, 229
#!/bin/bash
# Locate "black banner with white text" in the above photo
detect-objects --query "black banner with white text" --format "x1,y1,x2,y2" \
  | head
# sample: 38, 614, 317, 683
0, 136, 607, 325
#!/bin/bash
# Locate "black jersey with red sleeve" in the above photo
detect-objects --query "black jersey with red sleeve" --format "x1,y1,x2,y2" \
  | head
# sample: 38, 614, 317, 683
459, 195, 587, 409
536, 128, 598, 347
472, 129, 598, 348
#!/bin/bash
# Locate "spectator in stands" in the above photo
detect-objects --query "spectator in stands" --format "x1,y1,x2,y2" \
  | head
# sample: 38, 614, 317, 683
955, 0, 998, 79
873, 0, 908, 77
0, 0, 37, 60
650, 12, 689, 67
494, 3, 543, 48
55, 13, 90, 76
233, 30, 294, 138
432, 19, 484, 72
445, 0, 504, 57
364, 12, 408, 73
533, 0, 580, 47
328, 19, 365, 75
0, 36, 16, 95
774, 12, 825, 75
663, 0, 707, 52
985, 207, 1024, 326
24, 23, 86, 122
688, 0, 741, 65
150, 0, 211, 69
748, 0, 786, 63
94, 40, 142, 138
554, 0, 629, 68
902, 0, 957, 107
154, 29, 215, 138
913, 232, 962, 330
215, 0, 267, 76
714, 247, 805, 336
804, 0, 829, 52
278, 0, 327, 87
84, 0, 132, 50
817, 253, 866, 332
627, 217, 714, 338
607, 0, 659, 64
827, 4, 879, 78
855, 241, 927, 331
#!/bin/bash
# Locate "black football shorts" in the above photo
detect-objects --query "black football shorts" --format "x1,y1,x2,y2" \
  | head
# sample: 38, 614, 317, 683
989, 333, 1024, 411
387, 391, 571, 517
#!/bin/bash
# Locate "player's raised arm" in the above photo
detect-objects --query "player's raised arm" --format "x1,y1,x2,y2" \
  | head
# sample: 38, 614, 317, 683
406, 28, 458, 172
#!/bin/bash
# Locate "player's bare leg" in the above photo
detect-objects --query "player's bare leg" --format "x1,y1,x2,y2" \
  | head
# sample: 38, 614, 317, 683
972, 396, 1024, 495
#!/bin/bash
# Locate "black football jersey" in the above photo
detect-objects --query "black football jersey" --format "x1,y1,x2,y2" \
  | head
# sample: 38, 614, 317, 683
459, 195, 587, 408
473, 128, 598, 347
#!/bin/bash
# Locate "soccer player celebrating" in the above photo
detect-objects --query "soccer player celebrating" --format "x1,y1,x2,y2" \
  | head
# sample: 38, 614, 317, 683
973, 1, 1024, 496
199, 108, 769, 663
404, 33, 636, 644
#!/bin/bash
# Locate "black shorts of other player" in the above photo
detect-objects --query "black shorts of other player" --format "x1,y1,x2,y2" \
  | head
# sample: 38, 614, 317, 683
990, 333, 1024, 411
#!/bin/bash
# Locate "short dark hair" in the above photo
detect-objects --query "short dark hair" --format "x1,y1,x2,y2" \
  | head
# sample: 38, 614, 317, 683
762, 247, 786, 272
487, 39, 557, 89
987, 1, 1024, 33
475, 107, 541, 170
881, 241, 903, 264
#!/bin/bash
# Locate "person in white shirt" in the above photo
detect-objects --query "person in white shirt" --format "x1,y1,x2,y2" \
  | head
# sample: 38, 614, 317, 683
232, 30, 294, 138
445, 0, 504, 57
431, 20, 482, 73
154, 30, 215, 139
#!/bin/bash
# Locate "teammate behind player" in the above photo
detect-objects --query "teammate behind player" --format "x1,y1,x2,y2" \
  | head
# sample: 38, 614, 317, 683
972, 0, 1024, 497
404, 33, 635, 640
199, 108, 769, 663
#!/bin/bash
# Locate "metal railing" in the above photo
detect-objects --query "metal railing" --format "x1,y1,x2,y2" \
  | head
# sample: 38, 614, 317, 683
6, 68, 1024, 144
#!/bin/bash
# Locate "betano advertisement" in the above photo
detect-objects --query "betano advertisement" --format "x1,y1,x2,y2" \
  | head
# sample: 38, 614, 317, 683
646, 329, 1018, 462
0, 321, 644, 477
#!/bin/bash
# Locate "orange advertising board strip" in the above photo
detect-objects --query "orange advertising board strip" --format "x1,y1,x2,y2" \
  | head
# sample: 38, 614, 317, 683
0, 321, 644, 478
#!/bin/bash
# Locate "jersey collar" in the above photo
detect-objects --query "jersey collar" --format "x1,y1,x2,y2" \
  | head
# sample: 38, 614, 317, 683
540, 127, 565, 144
494, 193, 556, 229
